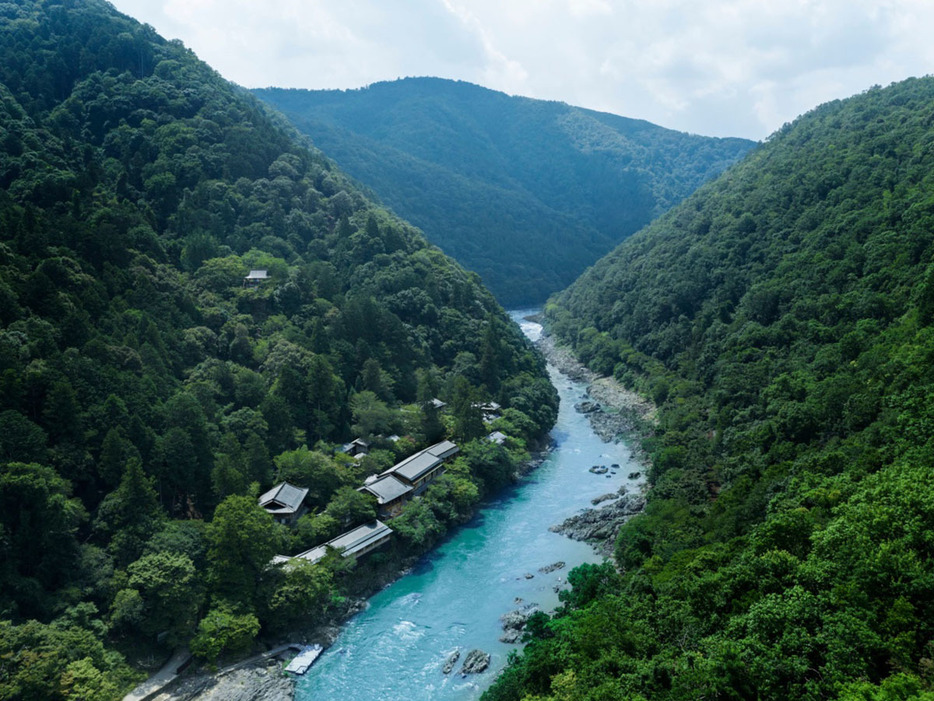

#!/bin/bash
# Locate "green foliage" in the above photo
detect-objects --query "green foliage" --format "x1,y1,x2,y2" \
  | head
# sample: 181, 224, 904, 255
189, 605, 260, 664
94, 458, 162, 566
254, 79, 754, 306
205, 495, 281, 609
0, 462, 86, 619
122, 551, 202, 644
0, 618, 138, 701
261, 559, 333, 631
460, 439, 516, 495
0, 0, 558, 685
273, 446, 347, 508
350, 390, 396, 437
450, 377, 485, 443
391, 498, 445, 551
324, 486, 377, 528
490, 77, 934, 699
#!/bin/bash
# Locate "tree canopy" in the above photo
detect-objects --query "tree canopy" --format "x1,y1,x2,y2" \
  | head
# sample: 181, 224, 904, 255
487, 76, 934, 700
254, 79, 755, 306
0, 1, 557, 696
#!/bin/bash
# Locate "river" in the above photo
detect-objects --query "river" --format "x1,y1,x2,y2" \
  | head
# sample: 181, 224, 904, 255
295, 311, 642, 701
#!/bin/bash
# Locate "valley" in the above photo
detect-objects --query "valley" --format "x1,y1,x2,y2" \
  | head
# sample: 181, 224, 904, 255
3, 3, 934, 700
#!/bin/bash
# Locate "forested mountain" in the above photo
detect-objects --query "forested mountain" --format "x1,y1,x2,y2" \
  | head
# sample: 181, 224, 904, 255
485, 77, 934, 699
253, 80, 755, 306
0, 1, 556, 697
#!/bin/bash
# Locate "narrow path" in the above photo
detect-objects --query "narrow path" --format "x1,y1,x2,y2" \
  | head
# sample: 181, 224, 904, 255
122, 648, 191, 701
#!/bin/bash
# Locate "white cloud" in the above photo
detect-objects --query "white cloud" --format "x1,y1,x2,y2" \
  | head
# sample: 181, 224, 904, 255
109, 0, 934, 139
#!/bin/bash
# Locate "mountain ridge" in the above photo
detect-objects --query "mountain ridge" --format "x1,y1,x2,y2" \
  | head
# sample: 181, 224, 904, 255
484, 75, 934, 700
0, 2, 556, 696
254, 77, 756, 306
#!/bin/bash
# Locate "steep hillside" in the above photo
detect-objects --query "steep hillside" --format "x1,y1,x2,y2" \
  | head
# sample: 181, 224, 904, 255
0, 1, 556, 697
487, 77, 934, 699
254, 79, 755, 306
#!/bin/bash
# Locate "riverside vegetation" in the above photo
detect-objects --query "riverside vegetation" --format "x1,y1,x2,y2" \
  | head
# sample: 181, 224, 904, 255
484, 77, 934, 700
0, 2, 557, 698
5, 2, 934, 700
254, 79, 754, 306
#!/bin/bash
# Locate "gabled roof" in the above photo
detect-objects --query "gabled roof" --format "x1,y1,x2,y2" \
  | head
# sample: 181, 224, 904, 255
289, 520, 393, 564
426, 440, 459, 460
379, 440, 459, 484
245, 269, 269, 280
328, 520, 392, 557
390, 451, 443, 483
340, 437, 370, 455
487, 431, 507, 445
258, 482, 309, 515
359, 474, 413, 504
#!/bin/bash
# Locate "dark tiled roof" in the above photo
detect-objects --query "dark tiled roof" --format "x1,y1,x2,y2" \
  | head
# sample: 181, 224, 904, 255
359, 475, 413, 504
392, 451, 443, 482
426, 440, 459, 460
289, 520, 393, 564
258, 482, 308, 514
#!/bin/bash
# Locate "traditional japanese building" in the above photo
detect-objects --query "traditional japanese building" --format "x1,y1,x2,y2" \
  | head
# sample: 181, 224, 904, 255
274, 520, 394, 566
257, 481, 309, 526
358, 474, 413, 518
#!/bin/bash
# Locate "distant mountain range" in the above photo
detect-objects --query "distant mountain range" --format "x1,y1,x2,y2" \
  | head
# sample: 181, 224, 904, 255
254, 79, 756, 306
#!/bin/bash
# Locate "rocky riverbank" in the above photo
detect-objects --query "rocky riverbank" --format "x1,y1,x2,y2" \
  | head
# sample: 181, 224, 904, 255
151, 665, 293, 701
550, 489, 646, 556
537, 334, 656, 452
535, 330, 656, 553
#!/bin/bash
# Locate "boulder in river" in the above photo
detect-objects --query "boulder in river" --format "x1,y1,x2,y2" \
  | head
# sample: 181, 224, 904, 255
442, 649, 460, 674
575, 401, 600, 414
539, 561, 566, 574
461, 649, 491, 674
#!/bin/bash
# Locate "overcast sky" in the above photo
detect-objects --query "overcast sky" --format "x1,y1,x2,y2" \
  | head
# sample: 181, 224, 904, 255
108, 0, 934, 140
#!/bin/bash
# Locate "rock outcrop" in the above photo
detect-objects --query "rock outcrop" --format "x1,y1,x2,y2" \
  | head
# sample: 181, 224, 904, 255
154, 665, 293, 701
499, 604, 540, 644
539, 561, 566, 574
550, 493, 646, 554
460, 649, 491, 674
442, 649, 460, 674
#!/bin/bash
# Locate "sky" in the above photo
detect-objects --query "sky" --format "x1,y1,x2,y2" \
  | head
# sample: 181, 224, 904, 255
107, 0, 934, 140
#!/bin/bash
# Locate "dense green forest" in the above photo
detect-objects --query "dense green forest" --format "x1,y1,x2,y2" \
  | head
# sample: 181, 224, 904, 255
482, 76, 934, 700
253, 80, 755, 306
0, 1, 557, 698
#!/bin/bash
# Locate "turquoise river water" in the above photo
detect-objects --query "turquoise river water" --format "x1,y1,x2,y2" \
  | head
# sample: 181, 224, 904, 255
296, 311, 641, 701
